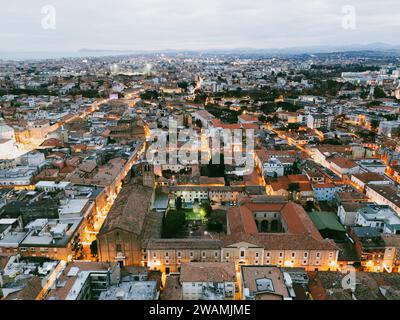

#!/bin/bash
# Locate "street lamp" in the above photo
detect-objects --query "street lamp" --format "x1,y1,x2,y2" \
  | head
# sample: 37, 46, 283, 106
204, 231, 214, 239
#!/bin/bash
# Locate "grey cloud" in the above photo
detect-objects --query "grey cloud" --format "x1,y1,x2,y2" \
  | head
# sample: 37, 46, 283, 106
0, 0, 399, 52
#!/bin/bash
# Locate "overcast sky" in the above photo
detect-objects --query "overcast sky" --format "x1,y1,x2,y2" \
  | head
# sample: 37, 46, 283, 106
1, 0, 400, 52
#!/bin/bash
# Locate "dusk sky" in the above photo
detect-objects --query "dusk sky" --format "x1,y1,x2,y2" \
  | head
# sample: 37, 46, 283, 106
1, 0, 400, 52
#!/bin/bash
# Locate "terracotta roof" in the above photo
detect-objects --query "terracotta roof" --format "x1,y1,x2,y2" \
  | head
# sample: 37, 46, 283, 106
5, 276, 42, 300
228, 200, 323, 241
180, 262, 236, 283
98, 183, 154, 236
241, 123, 260, 130
270, 175, 312, 192
281, 202, 323, 240
239, 114, 258, 122
40, 138, 63, 148
228, 206, 258, 235
146, 239, 222, 250
256, 149, 297, 162
330, 157, 358, 169
199, 176, 225, 186
0, 254, 11, 270
222, 232, 337, 251
352, 172, 387, 183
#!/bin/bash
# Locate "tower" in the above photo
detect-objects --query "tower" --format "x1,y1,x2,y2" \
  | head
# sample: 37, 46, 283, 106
142, 163, 155, 188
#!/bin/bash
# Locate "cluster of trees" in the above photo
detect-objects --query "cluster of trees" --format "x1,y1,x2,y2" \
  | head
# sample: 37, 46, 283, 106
201, 154, 226, 178
205, 104, 241, 124
162, 209, 186, 239
140, 90, 159, 100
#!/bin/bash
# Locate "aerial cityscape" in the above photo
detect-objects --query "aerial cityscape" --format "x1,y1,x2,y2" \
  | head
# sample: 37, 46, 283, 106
1, 1, 400, 309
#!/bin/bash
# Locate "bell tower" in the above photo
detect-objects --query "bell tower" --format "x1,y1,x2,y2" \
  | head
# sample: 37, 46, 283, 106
142, 163, 155, 188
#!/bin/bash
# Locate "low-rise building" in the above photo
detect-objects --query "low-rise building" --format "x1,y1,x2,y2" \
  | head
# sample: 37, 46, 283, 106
180, 262, 236, 300
240, 266, 296, 300
366, 184, 400, 216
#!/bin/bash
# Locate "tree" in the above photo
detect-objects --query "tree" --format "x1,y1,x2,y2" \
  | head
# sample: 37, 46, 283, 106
175, 196, 183, 210
287, 123, 300, 131
90, 240, 98, 256
207, 220, 223, 233
290, 161, 301, 175
195, 119, 203, 128
288, 183, 300, 193
305, 201, 315, 212
259, 115, 267, 123
206, 154, 225, 177
374, 87, 387, 99
200, 202, 212, 219
370, 119, 380, 130
177, 81, 189, 91
276, 101, 299, 112
162, 210, 186, 238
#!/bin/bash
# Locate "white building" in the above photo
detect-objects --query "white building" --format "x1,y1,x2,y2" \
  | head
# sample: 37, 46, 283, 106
263, 158, 285, 177
356, 204, 400, 234
365, 184, 400, 216
357, 159, 387, 174
329, 157, 360, 177
351, 172, 391, 191
241, 266, 296, 300
312, 183, 337, 202
0, 167, 37, 186
180, 262, 236, 300
337, 203, 367, 227
379, 121, 400, 137
307, 114, 334, 131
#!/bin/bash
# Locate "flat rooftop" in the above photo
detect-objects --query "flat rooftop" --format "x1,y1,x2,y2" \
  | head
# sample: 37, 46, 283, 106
98, 281, 158, 300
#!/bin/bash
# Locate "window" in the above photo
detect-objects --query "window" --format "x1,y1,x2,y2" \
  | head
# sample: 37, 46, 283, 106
226, 252, 230, 258
240, 250, 245, 258
255, 253, 259, 258
153, 252, 157, 258
202, 251, 206, 258
279, 252, 283, 258
304, 252, 308, 258
316, 252, 321, 259
214, 251, 219, 257
116, 244, 122, 252
291, 252, 296, 258
165, 252, 169, 257
266, 260, 271, 265
266, 252, 271, 258
190, 251, 194, 258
